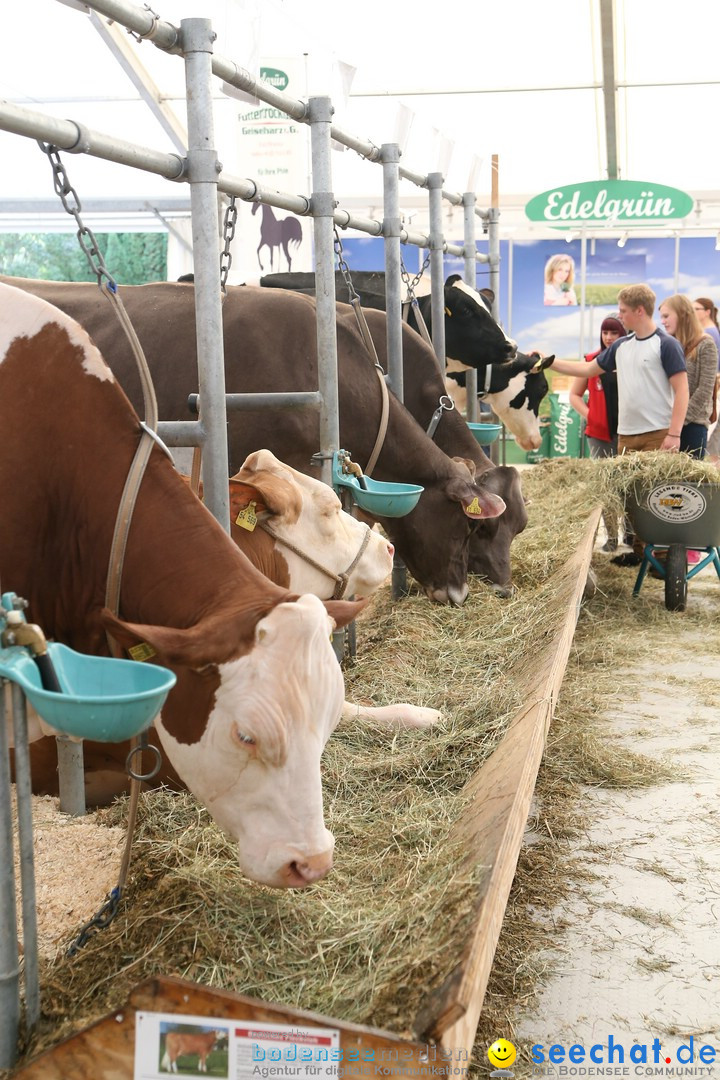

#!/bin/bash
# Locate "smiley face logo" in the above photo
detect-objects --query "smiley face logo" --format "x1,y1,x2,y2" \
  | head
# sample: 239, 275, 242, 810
487, 1039, 517, 1069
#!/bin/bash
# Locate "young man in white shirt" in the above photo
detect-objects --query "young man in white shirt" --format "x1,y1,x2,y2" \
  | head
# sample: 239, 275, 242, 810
547, 283, 689, 566
548, 283, 689, 453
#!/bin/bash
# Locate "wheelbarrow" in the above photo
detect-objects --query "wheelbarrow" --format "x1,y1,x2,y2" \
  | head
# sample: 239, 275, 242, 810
625, 482, 720, 611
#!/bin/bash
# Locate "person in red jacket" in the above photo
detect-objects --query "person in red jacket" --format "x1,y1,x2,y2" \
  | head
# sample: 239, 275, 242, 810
569, 314, 626, 550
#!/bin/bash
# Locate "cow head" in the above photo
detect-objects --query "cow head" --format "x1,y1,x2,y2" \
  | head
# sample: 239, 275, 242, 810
102, 592, 364, 889
378, 458, 505, 607
468, 466, 528, 596
484, 351, 553, 450
419, 275, 516, 368
229, 449, 394, 598
446, 352, 553, 451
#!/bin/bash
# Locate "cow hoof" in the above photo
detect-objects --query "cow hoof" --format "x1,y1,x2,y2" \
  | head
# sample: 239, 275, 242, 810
490, 582, 513, 599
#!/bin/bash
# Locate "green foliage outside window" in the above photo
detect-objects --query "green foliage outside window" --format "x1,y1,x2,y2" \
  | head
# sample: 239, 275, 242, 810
0, 232, 168, 284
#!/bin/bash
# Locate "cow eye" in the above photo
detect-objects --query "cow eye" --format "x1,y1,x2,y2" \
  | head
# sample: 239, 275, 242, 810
233, 728, 256, 749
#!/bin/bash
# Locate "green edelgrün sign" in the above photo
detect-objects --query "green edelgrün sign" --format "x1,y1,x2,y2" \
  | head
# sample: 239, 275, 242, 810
525, 180, 694, 228
260, 67, 289, 91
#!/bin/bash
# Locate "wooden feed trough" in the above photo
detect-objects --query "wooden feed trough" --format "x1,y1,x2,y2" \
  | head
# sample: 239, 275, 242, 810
12, 511, 600, 1078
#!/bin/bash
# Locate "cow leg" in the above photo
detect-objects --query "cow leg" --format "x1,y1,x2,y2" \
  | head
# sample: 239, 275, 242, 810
340, 700, 440, 729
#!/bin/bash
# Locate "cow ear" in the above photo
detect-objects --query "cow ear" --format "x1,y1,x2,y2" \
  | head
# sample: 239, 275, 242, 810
450, 455, 477, 480
229, 469, 303, 523
228, 478, 271, 523
541, 354, 555, 369
445, 479, 506, 520
100, 608, 248, 667
322, 597, 368, 630
445, 273, 462, 287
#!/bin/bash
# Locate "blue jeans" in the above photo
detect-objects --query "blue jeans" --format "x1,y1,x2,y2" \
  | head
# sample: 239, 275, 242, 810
680, 422, 707, 458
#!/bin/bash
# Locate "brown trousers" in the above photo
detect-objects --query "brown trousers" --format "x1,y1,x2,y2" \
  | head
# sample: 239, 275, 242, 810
617, 430, 670, 555
617, 429, 669, 454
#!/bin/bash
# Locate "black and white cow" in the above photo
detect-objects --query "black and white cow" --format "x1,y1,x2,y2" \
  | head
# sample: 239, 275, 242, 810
260, 271, 552, 450
418, 277, 554, 451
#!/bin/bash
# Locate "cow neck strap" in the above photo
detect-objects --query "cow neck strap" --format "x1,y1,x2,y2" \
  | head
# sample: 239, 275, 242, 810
102, 284, 161, 912
103, 284, 159, 640
259, 520, 372, 600
348, 296, 389, 477
402, 298, 433, 346
478, 364, 494, 397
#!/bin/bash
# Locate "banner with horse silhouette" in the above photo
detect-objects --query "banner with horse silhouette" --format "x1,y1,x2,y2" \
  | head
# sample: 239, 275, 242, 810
233, 56, 313, 281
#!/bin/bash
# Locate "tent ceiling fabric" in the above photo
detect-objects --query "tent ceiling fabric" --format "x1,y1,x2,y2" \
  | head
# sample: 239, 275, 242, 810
1, 0, 719, 234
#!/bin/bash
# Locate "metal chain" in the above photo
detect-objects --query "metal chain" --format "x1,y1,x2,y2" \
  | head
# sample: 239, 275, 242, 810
219, 195, 238, 294
400, 250, 431, 301
36, 141, 117, 289
333, 226, 360, 304
66, 887, 122, 957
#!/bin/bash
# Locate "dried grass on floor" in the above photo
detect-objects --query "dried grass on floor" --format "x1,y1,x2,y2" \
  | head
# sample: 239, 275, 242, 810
15, 454, 720, 1074
473, 457, 720, 1075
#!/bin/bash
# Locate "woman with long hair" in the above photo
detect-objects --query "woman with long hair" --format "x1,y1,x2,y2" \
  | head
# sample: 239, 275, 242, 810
693, 297, 720, 357
658, 294, 718, 458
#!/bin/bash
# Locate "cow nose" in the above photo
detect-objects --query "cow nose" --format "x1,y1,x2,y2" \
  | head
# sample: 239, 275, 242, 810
285, 849, 333, 887
386, 541, 395, 558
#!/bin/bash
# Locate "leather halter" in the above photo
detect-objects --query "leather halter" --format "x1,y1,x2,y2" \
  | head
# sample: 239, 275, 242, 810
258, 520, 374, 600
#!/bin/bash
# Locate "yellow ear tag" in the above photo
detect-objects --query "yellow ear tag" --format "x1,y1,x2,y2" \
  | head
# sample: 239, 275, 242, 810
235, 500, 258, 532
444, 306, 452, 317
128, 642, 156, 662
465, 497, 483, 516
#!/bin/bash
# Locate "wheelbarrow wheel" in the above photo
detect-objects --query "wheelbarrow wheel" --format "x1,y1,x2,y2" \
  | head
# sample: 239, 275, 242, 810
665, 544, 688, 611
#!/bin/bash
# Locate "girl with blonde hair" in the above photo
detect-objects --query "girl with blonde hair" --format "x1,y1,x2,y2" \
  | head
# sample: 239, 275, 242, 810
658, 294, 717, 458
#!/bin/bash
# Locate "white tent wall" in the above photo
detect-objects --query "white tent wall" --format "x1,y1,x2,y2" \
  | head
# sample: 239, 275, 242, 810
1, 1, 720, 261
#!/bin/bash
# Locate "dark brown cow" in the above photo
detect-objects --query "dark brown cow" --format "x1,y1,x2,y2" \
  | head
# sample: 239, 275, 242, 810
335, 304, 529, 597
2, 278, 506, 607
1, 281, 365, 889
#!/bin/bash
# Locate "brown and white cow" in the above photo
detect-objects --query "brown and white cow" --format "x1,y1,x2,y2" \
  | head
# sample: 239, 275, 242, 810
0, 281, 367, 889
161, 1028, 225, 1073
226, 449, 394, 599
2, 278, 506, 607
194, 450, 440, 727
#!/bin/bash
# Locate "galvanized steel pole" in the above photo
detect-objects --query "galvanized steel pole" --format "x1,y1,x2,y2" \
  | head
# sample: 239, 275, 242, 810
427, 173, 447, 375
182, 18, 230, 532
381, 143, 409, 599
56, 736, 86, 816
0, 685, 20, 1071
308, 95, 340, 489
382, 143, 403, 401
308, 96, 344, 657
487, 207, 501, 320
11, 685, 39, 1030
462, 192, 479, 424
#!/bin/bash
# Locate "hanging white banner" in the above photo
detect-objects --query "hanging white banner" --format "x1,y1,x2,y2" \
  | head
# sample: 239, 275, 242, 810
230, 57, 312, 283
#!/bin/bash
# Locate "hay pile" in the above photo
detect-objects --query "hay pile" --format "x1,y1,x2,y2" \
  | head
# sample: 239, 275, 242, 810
18, 453, 720, 1070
